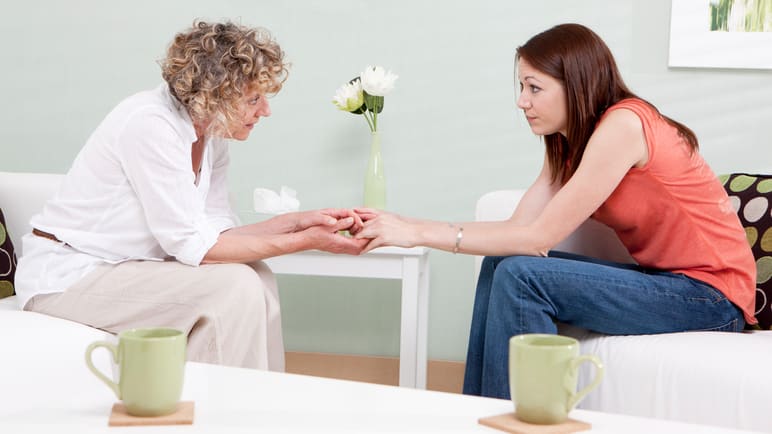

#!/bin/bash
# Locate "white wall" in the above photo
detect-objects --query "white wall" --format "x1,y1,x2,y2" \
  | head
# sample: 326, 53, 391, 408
1, 0, 770, 360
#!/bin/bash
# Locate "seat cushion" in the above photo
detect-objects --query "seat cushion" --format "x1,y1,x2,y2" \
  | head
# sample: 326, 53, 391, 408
0, 310, 114, 412
0, 208, 16, 299
720, 173, 772, 329
560, 323, 772, 432
0, 295, 19, 311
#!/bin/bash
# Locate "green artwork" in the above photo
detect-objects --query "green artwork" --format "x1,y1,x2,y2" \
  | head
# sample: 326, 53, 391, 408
711, 0, 772, 32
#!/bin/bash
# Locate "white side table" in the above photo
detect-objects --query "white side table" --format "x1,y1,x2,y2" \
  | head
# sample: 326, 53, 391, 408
264, 247, 430, 389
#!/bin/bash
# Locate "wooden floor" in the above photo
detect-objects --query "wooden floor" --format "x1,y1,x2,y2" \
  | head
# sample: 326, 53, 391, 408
285, 352, 466, 394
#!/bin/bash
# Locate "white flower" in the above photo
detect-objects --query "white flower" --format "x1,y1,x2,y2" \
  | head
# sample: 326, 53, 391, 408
332, 79, 364, 112
360, 65, 399, 97
333, 65, 397, 132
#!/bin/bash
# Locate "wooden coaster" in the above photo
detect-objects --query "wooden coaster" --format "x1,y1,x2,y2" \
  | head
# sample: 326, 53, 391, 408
478, 412, 590, 434
108, 401, 194, 426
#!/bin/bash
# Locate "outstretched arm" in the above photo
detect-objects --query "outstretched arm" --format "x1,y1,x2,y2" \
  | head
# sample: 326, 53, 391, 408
227, 208, 364, 237
356, 109, 648, 255
202, 215, 368, 263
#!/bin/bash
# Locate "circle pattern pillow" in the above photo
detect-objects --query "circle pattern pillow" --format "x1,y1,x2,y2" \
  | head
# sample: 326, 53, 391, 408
720, 173, 772, 330
0, 208, 17, 299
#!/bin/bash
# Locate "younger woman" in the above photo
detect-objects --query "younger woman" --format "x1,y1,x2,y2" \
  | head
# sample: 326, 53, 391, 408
354, 23, 756, 399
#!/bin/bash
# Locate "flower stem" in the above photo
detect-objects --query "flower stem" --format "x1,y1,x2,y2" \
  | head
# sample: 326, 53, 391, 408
363, 110, 375, 132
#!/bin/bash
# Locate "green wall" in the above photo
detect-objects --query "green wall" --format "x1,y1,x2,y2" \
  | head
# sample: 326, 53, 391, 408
2, 0, 770, 361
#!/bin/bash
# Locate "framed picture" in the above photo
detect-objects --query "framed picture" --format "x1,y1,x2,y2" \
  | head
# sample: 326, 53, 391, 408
669, 0, 772, 69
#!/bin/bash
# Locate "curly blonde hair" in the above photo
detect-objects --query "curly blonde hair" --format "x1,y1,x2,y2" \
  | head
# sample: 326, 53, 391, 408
161, 20, 288, 136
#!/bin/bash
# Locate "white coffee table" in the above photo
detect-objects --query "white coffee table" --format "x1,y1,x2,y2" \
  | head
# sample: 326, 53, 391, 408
265, 246, 430, 388
0, 360, 762, 433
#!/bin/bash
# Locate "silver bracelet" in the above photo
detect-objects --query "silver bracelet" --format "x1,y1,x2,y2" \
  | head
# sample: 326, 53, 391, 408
453, 226, 464, 254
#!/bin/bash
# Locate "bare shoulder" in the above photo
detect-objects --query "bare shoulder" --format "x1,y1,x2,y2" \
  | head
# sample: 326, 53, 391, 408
587, 108, 648, 168
598, 108, 643, 133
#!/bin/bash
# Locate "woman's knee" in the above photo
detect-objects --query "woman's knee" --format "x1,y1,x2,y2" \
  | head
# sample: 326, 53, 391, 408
500, 254, 544, 271
203, 264, 268, 310
208, 263, 266, 285
245, 261, 279, 294
480, 255, 514, 274
488, 255, 553, 307
479, 255, 517, 287
480, 255, 498, 271
490, 256, 538, 286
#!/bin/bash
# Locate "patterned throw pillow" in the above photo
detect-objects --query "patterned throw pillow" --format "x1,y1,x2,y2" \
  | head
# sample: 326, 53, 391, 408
720, 173, 772, 330
0, 208, 17, 298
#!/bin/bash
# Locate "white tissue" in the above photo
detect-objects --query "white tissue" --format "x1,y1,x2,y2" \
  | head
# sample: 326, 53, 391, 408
253, 186, 300, 214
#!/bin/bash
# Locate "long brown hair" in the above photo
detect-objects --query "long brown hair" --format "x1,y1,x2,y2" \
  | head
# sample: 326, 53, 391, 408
516, 24, 698, 184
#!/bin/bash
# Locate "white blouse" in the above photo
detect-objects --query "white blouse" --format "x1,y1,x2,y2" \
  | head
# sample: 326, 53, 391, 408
15, 84, 239, 308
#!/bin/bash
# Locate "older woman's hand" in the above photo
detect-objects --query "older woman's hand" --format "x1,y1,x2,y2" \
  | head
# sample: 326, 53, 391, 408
299, 217, 369, 255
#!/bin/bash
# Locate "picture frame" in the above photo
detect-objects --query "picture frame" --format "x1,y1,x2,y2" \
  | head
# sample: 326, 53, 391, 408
668, 0, 772, 69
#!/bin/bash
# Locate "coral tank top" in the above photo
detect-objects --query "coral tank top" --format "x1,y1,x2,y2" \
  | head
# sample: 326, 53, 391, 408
592, 98, 757, 325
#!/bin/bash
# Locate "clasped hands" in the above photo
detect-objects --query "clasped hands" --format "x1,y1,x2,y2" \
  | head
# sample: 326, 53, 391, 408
295, 208, 414, 255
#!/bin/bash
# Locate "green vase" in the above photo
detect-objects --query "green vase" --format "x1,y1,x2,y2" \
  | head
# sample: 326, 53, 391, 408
363, 131, 386, 209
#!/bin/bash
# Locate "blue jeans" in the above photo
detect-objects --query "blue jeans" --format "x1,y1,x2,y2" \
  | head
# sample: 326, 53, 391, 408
463, 251, 745, 399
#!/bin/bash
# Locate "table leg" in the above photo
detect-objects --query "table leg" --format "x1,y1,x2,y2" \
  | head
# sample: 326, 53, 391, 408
416, 255, 429, 388
399, 257, 418, 388
399, 256, 429, 389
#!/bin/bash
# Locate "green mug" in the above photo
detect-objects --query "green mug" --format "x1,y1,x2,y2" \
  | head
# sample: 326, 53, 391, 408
509, 334, 604, 425
85, 327, 186, 417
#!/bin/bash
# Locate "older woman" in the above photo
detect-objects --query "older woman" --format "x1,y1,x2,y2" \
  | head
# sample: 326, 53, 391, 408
15, 21, 365, 371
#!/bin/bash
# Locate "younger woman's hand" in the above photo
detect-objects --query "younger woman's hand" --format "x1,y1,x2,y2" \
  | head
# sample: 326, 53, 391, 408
355, 208, 421, 225
323, 208, 364, 234
299, 217, 369, 255
290, 208, 364, 233
353, 207, 381, 223
353, 211, 421, 253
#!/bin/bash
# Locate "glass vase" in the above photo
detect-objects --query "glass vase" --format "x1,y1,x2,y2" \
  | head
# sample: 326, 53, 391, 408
363, 131, 386, 209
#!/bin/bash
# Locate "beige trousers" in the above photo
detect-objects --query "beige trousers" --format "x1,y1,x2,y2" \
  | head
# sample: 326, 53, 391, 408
24, 260, 285, 371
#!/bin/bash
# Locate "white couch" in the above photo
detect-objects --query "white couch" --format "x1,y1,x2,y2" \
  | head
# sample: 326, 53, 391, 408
476, 190, 772, 433
3, 171, 770, 431
0, 171, 118, 413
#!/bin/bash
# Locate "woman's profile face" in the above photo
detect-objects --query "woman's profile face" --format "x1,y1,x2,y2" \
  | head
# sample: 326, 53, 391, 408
516, 58, 567, 137
226, 87, 272, 141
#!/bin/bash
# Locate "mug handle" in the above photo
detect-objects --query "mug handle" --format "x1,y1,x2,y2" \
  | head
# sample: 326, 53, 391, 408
85, 341, 120, 399
566, 354, 604, 411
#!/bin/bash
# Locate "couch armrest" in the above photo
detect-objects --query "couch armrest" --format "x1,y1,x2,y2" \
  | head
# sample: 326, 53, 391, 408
0, 171, 64, 252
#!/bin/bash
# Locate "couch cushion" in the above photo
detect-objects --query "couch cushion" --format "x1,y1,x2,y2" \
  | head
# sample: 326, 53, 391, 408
0, 310, 114, 415
720, 173, 772, 329
0, 208, 16, 299
560, 323, 772, 432
0, 172, 65, 252
0, 295, 19, 311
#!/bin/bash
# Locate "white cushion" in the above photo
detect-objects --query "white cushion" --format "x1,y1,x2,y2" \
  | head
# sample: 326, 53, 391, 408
560, 324, 772, 431
0, 171, 64, 253
0, 310, 115, 410
0, 295, 19, 311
